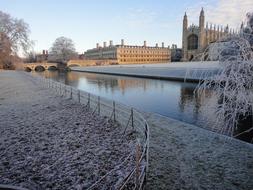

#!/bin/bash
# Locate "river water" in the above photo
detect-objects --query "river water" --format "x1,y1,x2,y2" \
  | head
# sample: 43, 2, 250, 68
32, 70, 253, 142
33, 70, 213, 127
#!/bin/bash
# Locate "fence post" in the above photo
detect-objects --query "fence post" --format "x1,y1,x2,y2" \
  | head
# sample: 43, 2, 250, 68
70, 87, 72, 99
56, 83, 58, 94
113, 101, 116, 121
135, 143, 141, 187
59, 83, 61, 95
78, 90, 80, 103
88, 93, 90, 109
98, 96, 100, 115
131, 108, 134, 129
145, 123, 149, 173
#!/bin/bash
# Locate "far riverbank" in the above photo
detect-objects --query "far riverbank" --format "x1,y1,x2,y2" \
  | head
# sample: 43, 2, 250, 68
70, 61, 221, 82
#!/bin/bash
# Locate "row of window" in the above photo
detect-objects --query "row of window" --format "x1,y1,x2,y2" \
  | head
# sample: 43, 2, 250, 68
119, 58, 170, 62
119, 50, 169, 54
119, 55, 169, 58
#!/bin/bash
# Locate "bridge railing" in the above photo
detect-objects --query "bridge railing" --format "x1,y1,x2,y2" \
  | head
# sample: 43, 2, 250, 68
29, 73, 149, 190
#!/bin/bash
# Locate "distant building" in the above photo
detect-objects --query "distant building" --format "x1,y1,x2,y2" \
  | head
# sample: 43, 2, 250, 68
171, 44, 182, 62
36, 50, 48, 62
84, 39, 171, 64
182, 8, 235, 61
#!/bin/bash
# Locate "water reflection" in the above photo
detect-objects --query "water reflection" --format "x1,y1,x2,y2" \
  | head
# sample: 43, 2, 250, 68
32, 70, 253, 142
33, 70, 209, 126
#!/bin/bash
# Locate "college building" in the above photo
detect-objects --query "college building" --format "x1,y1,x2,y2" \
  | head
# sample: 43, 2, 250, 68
182, 8, 236, 61
84, 39, 171, 65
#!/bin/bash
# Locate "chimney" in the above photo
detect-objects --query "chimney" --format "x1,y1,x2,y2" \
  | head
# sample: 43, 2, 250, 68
42, 50, 45, 55
46, 50, 48, 55
103, 42, 107, 47
155, 43, 158, 47
144, 41, 147, 47
121, 39, 124, 46
162, 42, 164, 48
109, 40, 113, 46
96, 43, 99, 48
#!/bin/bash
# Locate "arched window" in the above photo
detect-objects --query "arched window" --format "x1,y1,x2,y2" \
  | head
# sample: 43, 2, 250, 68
187, 34, 198, 50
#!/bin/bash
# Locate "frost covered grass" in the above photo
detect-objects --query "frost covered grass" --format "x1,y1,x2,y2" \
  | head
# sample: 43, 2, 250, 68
0, 71, 135, 189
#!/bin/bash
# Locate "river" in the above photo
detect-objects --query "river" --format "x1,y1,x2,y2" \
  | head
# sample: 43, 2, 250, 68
32, 70, 213, 127
31, 70, 253, 142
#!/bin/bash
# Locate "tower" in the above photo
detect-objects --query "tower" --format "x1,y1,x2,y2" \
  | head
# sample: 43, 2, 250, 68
198, 8, 205, 50
182, 12, 188, 61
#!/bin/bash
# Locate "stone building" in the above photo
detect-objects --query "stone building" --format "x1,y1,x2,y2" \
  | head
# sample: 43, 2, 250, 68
85, 39, 171, 64
171, 44, 182, 62
36, 50, 49, 62
182, 8, 235, 61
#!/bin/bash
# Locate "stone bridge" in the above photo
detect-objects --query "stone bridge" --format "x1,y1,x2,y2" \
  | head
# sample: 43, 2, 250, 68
24, 63, 58, 71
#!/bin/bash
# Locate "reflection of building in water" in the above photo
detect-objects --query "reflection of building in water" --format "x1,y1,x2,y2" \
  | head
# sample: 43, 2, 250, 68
179, 86, 201, 117
182, 8, 236, 61
85, 39, 171, 64
117, 79, 148, 93
179, 85, 213, 119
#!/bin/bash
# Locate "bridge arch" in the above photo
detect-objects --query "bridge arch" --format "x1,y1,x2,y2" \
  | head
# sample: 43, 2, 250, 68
48, 65, 58, 70
24, 67, 32, 72
34, 65, 46, 72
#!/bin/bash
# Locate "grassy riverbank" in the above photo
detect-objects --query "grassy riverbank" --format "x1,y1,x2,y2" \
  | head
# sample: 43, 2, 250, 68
144, 113, 253, 190
0, 71, 135, 189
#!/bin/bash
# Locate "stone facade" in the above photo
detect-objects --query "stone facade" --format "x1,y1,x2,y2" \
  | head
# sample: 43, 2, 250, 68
182, 8, 235, 61
171, 44, 182, 62
85, 40, 171, 64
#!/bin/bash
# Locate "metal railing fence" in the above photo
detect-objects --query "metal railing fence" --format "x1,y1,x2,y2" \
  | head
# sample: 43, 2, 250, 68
26, 73, 149, 190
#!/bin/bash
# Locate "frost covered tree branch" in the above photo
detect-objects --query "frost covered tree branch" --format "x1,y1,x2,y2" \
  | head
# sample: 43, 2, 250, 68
196, 12, 253, 137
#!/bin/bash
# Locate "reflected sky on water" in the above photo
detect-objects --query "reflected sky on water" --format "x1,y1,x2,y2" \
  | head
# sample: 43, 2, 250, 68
33, 70, 211, 127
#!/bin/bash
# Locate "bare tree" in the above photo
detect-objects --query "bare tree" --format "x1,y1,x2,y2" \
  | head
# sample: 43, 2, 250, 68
0, 10, 32, 69
48, 36, 77, 64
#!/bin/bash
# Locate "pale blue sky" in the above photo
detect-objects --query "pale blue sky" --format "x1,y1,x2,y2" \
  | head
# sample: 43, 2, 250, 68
1, 0, 252, 53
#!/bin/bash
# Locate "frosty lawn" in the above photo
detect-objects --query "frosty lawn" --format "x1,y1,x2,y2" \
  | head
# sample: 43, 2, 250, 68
0, 71, 252, 190
0, 71, 135, 189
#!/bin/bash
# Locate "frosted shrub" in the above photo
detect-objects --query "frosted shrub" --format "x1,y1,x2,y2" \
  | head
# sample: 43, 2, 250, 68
197, 13, 253, 137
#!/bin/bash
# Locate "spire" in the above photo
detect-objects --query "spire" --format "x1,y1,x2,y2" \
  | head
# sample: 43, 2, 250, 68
206, 22, 208, 29
184, 12, 187, 19
225, 24, 229, 33
241, 22, 244, 29
200, 7, 204, 16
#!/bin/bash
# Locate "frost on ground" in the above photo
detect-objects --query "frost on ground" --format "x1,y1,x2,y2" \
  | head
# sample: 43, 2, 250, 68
0, 71, 135, 189
144, 113, 253, 190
